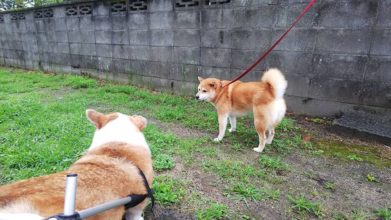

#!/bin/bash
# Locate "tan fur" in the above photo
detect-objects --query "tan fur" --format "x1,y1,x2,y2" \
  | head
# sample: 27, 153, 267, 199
196, 68, 287, 153
0, 112, 153, 220
87, 110, 118, 129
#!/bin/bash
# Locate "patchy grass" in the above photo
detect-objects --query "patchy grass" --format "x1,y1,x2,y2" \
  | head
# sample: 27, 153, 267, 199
196, 203, 228, 220
374, 208, 391, 220
259, 154, 289, 172
323, 181, 335, 191
288, 195, 324, 218
153, 154, 175, 171
1, 67, 389, 219
152, 175, 185, 205
314, 139, 391, 167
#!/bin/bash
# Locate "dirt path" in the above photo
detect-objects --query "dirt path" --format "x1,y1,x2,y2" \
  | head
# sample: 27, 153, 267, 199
145, 114, 390, 219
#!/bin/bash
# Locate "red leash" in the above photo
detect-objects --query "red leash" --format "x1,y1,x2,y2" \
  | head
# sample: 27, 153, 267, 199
225, 0, 316, 87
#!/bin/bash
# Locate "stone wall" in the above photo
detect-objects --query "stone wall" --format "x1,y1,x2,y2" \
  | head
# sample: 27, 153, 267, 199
0, 0, 390, 116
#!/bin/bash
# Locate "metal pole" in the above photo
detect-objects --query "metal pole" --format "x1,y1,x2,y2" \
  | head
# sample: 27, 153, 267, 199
63, 173, 77, 216
78, 197, 132, 219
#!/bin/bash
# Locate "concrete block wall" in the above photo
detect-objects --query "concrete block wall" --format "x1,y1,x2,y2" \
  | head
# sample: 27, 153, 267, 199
0, 0, 390, 116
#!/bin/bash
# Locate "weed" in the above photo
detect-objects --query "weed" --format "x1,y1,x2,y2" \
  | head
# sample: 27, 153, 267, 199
225, 183, 280, 201
240, 215, 255, 220
374, 208, 391, 220
226, 183, 263, 201
153, 176, 185, 205
332, 212, 348, 220
277, 118, 298, 132
324, 181, 335, 191
288, 195, 324, 218
259, 155, 288, 172
306, 117, 330, 125
367, 173, 378, 182
153, 154, 175, 171
196, 203, 228, 220
347, 154, 363, 162
66, 75, 97, 89
202, 160, 266, 180
350, 209, 370, 220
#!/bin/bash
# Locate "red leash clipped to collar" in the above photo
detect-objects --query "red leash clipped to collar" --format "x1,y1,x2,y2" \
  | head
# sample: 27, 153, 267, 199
225, 0, 317, 87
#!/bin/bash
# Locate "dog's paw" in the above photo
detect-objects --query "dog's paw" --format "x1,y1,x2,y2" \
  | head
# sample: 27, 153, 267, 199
228, 128, 236, 133
213, 137, 222, 142
253, 147, 263, 153
266, 139, 272, 144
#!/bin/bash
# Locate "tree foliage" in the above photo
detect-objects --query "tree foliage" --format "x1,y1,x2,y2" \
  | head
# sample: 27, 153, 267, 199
0, 0, 61, 11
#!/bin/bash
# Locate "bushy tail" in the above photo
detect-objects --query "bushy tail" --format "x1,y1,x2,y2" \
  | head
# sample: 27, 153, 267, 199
261, 68, 287, 100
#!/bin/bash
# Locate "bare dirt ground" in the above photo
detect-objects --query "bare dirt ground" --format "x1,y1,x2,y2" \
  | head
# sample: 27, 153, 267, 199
145, 114, 390, 220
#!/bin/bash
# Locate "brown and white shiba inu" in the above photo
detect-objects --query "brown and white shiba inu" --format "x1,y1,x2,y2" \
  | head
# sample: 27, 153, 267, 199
0, 109, 153, 220
196, 68, 287, 153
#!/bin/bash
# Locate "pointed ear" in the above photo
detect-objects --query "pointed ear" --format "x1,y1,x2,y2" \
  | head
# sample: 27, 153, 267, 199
130, 115, 148, 131
198, 76, 204, 82
86, 109, 104, 129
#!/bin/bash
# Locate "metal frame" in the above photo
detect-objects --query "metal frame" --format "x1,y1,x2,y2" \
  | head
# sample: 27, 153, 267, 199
47, 173, 133, 220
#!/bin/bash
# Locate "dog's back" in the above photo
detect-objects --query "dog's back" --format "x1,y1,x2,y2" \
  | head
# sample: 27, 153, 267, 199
0, 143, 152, 219
0, 110, 153, 220
0, 142, 152, 219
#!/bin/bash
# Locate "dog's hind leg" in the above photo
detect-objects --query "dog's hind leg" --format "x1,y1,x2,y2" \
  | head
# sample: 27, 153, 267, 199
253, 107, 267, 153
228, 116, 236, 133
125, 208, 143, 220
266, 127, 275, 144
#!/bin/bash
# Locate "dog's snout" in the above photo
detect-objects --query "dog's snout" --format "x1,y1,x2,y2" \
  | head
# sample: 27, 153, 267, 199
196, 95, 200, 100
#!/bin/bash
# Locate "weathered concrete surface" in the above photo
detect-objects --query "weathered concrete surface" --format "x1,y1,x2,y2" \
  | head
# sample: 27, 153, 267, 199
332, 109, 391, 145
0, 0, 390, 117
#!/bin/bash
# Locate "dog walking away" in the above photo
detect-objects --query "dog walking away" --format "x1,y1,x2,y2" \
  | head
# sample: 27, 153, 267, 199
196, 68, 288, 153
0, 109, 153, 220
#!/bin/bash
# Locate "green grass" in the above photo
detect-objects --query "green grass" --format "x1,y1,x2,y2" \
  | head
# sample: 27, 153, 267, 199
374, 208, 391, 220
288, 195, 324, 218
324, 181, 335, 191
1, 67, 386, 219
225, 183, 280, 201
153, 154, 175, 171
152, 175, 185, 205
196, 203, 228, 220
259, 154, 289, 172
347, 154, 363, 162
314, 139, 391, 167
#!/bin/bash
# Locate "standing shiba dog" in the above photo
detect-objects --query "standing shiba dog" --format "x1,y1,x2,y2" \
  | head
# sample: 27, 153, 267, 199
196, 68, 287, 153
0, 109, 153, 220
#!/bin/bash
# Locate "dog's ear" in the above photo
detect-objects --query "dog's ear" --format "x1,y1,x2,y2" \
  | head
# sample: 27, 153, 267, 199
86, 109, 105, 129
198, 76, 204, 82
208, 80, 221, 88
130, 115, 148, 131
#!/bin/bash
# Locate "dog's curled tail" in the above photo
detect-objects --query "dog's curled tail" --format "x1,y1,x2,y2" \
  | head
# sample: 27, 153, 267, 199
261, 68, 287, 100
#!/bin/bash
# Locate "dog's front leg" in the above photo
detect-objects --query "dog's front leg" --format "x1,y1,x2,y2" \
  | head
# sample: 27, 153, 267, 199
214, 113, 228, 142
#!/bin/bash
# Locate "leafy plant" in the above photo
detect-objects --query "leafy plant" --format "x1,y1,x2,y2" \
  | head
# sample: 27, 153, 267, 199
374, 208, 391, 220
288, 195, 324, 218
367, 173, 378, 182
153, 154, 175, 171
347, 154, 363, 162
196, 203, 228, 220
153, 176, 184, 205
259, 155, 288, 171
324, 181, 335, 190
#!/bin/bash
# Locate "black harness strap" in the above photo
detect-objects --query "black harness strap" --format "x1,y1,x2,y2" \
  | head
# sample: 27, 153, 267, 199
124, 168, 155, 209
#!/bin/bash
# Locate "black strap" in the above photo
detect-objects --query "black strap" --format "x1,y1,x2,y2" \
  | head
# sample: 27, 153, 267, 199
124, 194, 148, 209
137, 167, 155, 209
124, 168, 155, 209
